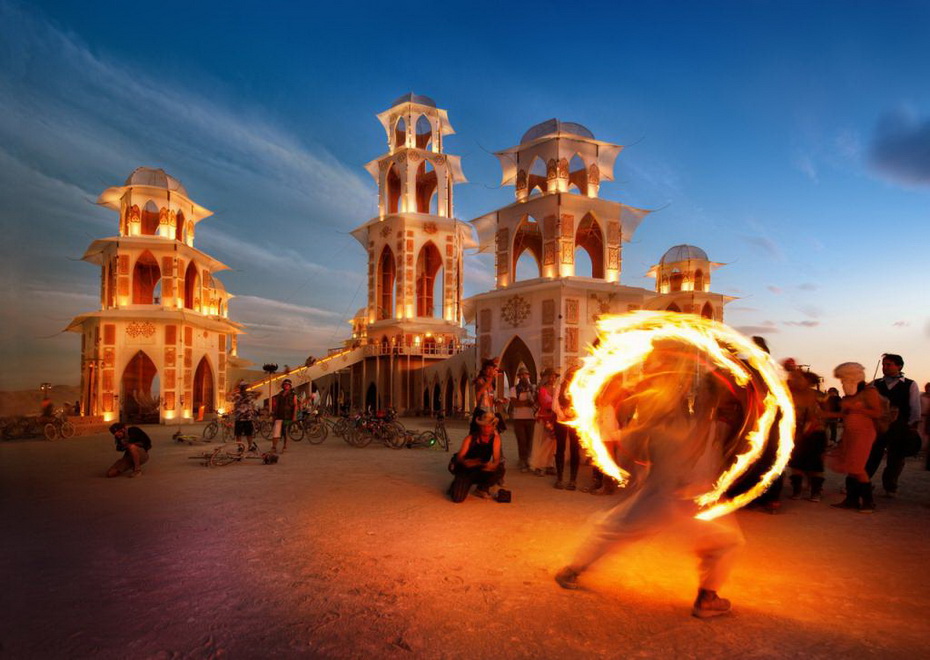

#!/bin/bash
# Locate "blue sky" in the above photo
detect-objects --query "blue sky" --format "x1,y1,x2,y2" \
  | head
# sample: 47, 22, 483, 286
2, 0, 929, 390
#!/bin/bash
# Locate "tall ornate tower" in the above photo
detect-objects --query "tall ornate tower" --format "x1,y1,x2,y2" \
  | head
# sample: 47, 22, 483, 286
466, 119, 653, 383
67, 167, 243, 424
345, 94, 471, 411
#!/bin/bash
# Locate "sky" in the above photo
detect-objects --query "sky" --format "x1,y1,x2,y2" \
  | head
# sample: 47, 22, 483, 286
1, 0, 929, 391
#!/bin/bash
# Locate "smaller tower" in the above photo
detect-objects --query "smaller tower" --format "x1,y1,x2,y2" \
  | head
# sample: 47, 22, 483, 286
645, 244, 731, 319
68, 168, 243, 423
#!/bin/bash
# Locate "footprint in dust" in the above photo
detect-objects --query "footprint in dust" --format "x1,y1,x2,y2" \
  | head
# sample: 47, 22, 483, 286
308, 610, 341, 633
443, 575, 464, 585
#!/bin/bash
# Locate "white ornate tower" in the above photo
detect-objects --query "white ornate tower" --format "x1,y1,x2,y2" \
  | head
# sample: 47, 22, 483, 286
67, 168, 243, 424
347, 94, 472, 411
645, 244, 732, 319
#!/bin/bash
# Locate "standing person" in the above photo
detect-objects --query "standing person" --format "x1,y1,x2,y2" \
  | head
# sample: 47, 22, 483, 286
233, 383, 258, 451
271, 379, 298, 453
448, 411, 505, 502
829, 363, 883, 513
554, 341, 744, 618
106, 423, 152, 478
552, 364, 582, 490
788, 371, 827, 502
822, 387, 842, 446
508, 367, 536, 473
528, 367, 559, 476
921, 383, 930, 470
865, 354, 921, 497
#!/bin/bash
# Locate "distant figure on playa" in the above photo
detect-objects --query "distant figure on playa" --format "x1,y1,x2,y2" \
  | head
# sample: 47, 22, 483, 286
106, 422, 152, 478
865, 354, 920, 496
271, 379, 298, 453
554, 341, 744, 619
448, 411, 505, 502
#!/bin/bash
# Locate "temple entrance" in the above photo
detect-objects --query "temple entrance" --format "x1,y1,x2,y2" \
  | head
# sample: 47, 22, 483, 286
366, 383, 378, 412
121, 350, 159, 424
499, 335, 537, 386
432, 383, 441, 411
192, 357, 215, 419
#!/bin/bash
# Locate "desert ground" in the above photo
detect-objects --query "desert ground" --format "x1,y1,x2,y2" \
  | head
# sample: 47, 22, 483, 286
1, 419, 929, 659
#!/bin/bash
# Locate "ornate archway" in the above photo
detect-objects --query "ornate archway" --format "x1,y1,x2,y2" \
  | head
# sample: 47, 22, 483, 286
499, 335, 537, 386
121, 350, 159, 424
193, 356, 215, 418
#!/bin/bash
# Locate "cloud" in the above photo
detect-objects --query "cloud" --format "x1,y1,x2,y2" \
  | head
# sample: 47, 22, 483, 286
892, 320, 909, 328
734, 324, 780, 336
796, 282, 818, 291
792, 152, 819, 183
869, 107, 930, 186
783, 320, 819, 328
767, 285, 783, 295
739, 235, 784, 261
796, 304, 822, 319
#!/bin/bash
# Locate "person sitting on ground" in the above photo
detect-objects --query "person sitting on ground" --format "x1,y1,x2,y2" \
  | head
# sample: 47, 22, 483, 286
448, 411, 505, 502
106, 422, 152, 478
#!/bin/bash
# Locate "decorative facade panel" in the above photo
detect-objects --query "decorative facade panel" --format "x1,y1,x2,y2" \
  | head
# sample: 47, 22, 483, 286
542, 299, 555, 325
565, 299, 579, 324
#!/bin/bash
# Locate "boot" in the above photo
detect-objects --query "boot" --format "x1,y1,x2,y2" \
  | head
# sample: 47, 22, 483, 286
831, 476, 858, 509
808, 476, 824, 502
789, 474, 804, 500
692, 588, 732, 618
858, 482, 875, 514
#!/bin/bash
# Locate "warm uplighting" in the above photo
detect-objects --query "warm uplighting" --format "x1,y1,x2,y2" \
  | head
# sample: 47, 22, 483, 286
568, 310, 795, 521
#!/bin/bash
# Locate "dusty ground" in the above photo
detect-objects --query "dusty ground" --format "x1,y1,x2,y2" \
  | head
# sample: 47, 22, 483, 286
2, 419, 929, 659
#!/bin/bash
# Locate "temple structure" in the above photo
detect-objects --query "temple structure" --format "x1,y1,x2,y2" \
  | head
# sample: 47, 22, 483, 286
67, 168, 244, 423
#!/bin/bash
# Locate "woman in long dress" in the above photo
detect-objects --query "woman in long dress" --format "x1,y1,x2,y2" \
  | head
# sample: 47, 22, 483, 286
828, 362, 883, 513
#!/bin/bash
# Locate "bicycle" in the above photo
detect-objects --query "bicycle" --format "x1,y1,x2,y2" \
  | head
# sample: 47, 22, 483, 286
405, 413, 450, 451
190, 440, 279, 467
44, 409, 76, 441
202, 413, 235, 441
345, 411, 406, 449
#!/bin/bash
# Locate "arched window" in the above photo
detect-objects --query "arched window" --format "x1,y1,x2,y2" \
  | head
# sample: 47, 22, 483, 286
184, 260, 200, 310
415, 160, 438, 214
132, 250, 160, 304
694, 269, 705, 292
667, 303, 681, 313
386, 163, 401, 214
568, 154, 587, 194
416, 241, 443, 318
175, 210, 186, 242
141, 201, 160, 236
574, 247, 594, 277
394, 116, 407, 148
528, 157, 547, 196
701, 302, 714, 319
377, 246, 396, 320
669, 269, 684, 292
512, 215, 542, 280
415, 115, 433, 150
575, 213, 604, 278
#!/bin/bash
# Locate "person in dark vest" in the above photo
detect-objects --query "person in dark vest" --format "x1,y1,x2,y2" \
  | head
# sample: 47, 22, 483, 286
271, 379, 298, 453
865, 354, 921, 497
448, 411, 505, 502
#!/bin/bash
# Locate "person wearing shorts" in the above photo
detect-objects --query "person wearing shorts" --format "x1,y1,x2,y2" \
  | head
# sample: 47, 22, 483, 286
106, 423, 151, 478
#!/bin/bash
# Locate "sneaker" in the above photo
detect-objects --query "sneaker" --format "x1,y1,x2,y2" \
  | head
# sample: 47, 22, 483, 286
555, 567, 580, 590
554, 480, 565, 489
474, 488, 491, 499
566, 481, 577, 491
129, 469, 142, 478
692, 590, 731, 619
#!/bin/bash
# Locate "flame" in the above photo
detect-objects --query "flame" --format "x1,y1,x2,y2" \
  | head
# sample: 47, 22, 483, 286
568, 311, 795, 521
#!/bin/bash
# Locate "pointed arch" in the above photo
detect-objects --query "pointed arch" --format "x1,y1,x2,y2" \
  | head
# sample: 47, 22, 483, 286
432, 382, 441, 412
701, 302, 714, 319
121, 350, 159, 424
568, 153, 588, 194
528, 156, 547, 196
498, 335, 537, 386
694, 268, 706, 292
416, 241, 443, 318
193, 356, 215, 416
377, 245, 396, 320
386, 162, 402, 214
141, 201, 160, 236
575, 213, 605, 278
415, 114, 433, 150
415, 159, 438, 214
132, 250, 161, 304
667, 302, 682, 313
512, 214, 543, 281
444, 372, 454, 415
394, 116, 407, 148
184, 260, 200, 310
366, 382, 378, 412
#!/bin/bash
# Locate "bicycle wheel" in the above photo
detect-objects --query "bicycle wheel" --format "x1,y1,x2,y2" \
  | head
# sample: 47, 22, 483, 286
60, 421, 75, 439
259, 420, 273, 440
350, 428, 373, 448
208, 445, 240, 467
222, 423, 235, 442
382, 425, 406, 449
332, 418, 349, 438
436, 428, 449, 452
285, 421, 303, 442
306, 421, 327, 444
44, 423, 58, 441
203, 421, 218, 440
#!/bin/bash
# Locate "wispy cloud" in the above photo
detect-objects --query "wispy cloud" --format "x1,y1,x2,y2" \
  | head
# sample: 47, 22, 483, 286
793, 152, 819, 183
869, 106, 930, 186
767, 285, 783, 295
734, 323, 780, 336
739, 233, 784, 261
783, 320, 819, 328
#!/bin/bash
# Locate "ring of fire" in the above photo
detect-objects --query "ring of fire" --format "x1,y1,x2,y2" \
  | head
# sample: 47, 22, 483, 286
567, 311, 796, 521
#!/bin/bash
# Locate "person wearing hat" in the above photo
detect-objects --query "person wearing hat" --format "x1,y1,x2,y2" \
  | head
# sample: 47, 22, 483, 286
271, 379, 298, 453
106, 422, 152, 478
528, 367, 559, 476
508, 366, 536, 472
233, 382, 259, 451
448, 410, 505, 502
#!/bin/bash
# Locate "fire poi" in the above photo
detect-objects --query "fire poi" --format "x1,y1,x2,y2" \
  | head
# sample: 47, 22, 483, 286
567, 311, 796, 521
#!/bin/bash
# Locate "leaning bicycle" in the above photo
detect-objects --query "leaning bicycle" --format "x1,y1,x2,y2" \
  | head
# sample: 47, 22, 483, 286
405, 412, 450, 451
44, 409, 76, 441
